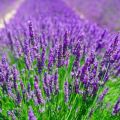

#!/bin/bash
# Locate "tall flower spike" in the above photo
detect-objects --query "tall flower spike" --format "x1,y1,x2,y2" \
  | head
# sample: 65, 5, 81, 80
24, 55, 31, 70
64, 81, 69, 103
16, 91, 21, 104
54, 71, 59, 94
41, 47, 45, 68
27, 82, 31, 94
28, 107, 37, 120
37, 55, 42, 74
20, 80, 24, 90
28, 20, 34, 45
16, 40, 22, 57
0, 72, 5, 83
37, 48, 45, 74
34, 76, 39, 83
58, 43, 63, 68
112, 97, 120, 115
1, 54, 7, 66
74, 79, 79, 94
43, 73, 50, 97
12, 66, 18, 91
24, 39, 30, 56
49, 75, 53, 94
7, 31, 14, 51
63, 32, 68, 57
34, 81, 44, 104
98, 88, 109, 102
48, 48, 54, 71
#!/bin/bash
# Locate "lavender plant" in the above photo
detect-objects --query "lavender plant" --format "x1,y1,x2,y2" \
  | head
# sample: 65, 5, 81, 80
0, 0, 120, 120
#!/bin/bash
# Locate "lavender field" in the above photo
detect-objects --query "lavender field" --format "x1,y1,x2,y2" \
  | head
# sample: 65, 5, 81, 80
0, 0, 120, 120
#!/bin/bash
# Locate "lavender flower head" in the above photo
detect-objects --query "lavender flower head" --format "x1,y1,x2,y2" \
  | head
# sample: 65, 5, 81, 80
34, 81, 44, 104
64, 81, 69, 103
28, 107, 37, 120
98, 88, 109, 102
28, 20, 34, 45
112, 97, 120, 115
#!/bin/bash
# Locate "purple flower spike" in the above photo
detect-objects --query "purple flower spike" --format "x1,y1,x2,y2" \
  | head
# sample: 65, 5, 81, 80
16, 91, 21, 104
43, 73, 50, 97
98, 88, 109, 102
37, 48, 45, 74
34, 81, 44, 104
24, 55, 31, 70
112, 97, 120, 115
58, 44, 63, 68
63, 32, 68, 57
27, 82, 31, 94
28, 20, 34, 45
34, 76, 39, 83
54, 71, 59, 94
74, 79, 79, 94
7, 31, 14, 51
37, 55, 42, 74
28, 107, 37, 120
64, 81, 69, 103
0, 72, 5, 83
48, 48, 54, 71
16, 40, 22, 57
24, 39, 30, 57
20, 80, 24, 90
1, 54, 7, 66
12, 66, 18, 91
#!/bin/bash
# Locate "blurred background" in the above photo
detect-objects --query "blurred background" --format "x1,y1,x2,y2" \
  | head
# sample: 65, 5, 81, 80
0, 0, 120, 30
0, 0, 16, 18
65, 0, 120, 31
0, 0, 23, 28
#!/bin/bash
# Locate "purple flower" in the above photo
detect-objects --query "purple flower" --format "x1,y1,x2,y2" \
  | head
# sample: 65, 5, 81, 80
57, 43, 63, 68
37, 55, 42, 74
34, 76, 39, 83
1, 54, 7, 66
16, 91, 21, 104
12, 66, 18, 91
98, 88, 109, 102
27, 82, 31, 94
54, 71, 59, 94
28, 20, 34, 45
15, 40, 22, 57
48, 48, 54, 71
43, 73, 50, 97
37, 48, 45, 74
64, 81, 69, 103
28, 107, 37, 120
24, 39, 30, 57
34, 81, 44, 104
0, 72, 5, 83
20, 80, 24, 90
49, 75, 53, 94
24, 55, 31, 70
74, 79, 79, 94
63, 32, 68, 57
112, 97, 120, 115
7, 31, 14, 51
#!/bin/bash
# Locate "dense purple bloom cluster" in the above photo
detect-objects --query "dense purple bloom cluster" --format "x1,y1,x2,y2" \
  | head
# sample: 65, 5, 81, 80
0, 0, 120, 119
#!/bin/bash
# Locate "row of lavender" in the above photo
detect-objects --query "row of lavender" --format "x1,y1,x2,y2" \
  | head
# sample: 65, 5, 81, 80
0, 0, 120, 119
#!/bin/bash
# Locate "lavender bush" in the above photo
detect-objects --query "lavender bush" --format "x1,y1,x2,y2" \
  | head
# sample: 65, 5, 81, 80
0, 0, 120, 119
